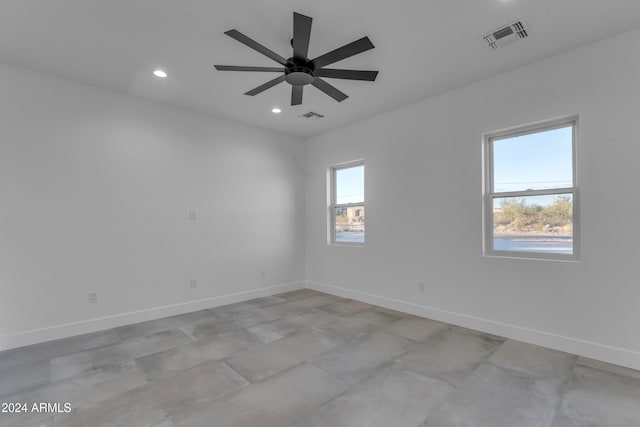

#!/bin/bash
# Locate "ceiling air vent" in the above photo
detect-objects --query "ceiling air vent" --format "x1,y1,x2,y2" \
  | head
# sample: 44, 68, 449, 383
483, 19, 529, 50
300, 111, 325, 120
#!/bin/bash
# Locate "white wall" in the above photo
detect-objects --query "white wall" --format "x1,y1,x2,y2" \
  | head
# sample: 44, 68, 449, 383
0, 65, 306, 349
305, 28, 640, 369
3, 28, 640, 370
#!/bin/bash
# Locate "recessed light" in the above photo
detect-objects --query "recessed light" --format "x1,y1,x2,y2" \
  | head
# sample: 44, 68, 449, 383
271, 108, 282, 114
153, 69, 168, 78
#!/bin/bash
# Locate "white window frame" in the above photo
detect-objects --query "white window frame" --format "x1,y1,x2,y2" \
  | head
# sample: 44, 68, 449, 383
483, 116, 580, 261
329, 160, 365, 246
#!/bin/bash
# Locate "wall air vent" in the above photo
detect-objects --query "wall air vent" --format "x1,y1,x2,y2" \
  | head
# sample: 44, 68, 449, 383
300, 111, 325, 120
483, 19, 529, 51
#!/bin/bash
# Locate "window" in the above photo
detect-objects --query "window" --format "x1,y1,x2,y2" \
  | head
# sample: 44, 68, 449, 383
483, 117, 579, 260
330, 161, 365, 244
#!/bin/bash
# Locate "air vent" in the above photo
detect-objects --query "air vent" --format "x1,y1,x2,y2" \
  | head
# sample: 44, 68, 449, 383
483, 19, 529, 50
300, 111, 325, 120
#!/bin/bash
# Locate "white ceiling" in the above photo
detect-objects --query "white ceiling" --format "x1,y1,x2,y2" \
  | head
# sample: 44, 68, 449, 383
2, 0, 640, 138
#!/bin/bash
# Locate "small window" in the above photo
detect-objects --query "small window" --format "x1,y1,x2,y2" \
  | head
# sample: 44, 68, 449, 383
330, 161, 365, 244
483, 117, 579, 260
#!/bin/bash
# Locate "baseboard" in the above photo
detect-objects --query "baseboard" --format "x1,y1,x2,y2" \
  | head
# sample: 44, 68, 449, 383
0, 281, 305, 352
305, 281, 640, 372
6, 279, 639, 372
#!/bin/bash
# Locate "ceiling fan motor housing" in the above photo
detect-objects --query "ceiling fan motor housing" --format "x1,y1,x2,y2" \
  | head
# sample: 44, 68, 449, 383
285, 58, 314, 86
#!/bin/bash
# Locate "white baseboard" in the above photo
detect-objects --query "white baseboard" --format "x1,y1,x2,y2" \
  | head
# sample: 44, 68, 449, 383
5, 279, 640, 372
0, 281, 304, 352
306, 280, 640, 372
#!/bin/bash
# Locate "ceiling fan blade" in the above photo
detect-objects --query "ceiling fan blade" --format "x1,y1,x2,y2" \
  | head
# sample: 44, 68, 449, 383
292, 12, 312, 60
244, 75, 286, 96
315, 69, 378, 81
310, 37, 375, 69
291, 85, 303, 105
224, 29, 288, 66
214, 65, 285, 72
312, 78, 348, 102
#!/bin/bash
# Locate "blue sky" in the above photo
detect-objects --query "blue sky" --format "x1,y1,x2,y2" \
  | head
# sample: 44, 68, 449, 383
493, 126, 573, 193
336, 165, 364, 204
493, 125, 573, 207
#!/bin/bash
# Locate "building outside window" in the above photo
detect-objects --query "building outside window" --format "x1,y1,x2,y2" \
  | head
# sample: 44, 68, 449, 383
483, 117, 579, 260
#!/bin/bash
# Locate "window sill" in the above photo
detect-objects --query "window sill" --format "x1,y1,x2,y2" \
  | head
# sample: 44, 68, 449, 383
329, 242, 365, 247
483, 251, 580, 263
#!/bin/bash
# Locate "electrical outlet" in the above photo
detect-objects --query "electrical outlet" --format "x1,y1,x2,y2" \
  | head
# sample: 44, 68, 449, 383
88, 292, 98, 304
190, 279, 197, 289
418, 283, 425, 293
189, 210, 196, 221
260, 270, 267, 279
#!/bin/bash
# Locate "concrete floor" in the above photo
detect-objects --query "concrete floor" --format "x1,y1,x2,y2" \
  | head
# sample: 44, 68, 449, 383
1, 289, 640, 427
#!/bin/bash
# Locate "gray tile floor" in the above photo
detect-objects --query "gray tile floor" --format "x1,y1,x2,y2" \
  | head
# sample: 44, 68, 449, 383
1, 289, 640, 427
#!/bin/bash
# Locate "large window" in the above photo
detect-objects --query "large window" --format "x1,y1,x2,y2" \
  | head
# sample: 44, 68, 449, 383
330, 161, 365, 244
484, 117, 579, 260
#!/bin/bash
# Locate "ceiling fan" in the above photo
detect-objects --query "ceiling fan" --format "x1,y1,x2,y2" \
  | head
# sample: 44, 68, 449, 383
214, 12, 378, 106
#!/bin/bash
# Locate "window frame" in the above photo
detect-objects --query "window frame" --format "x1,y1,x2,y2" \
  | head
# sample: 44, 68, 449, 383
483, 116, 580, 261
329, 160, 365, 246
